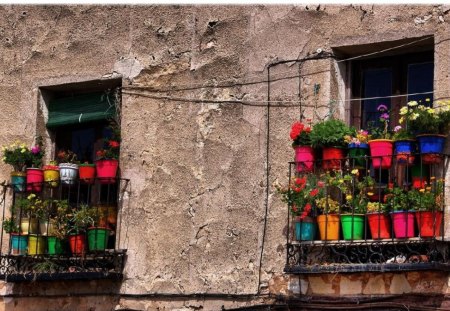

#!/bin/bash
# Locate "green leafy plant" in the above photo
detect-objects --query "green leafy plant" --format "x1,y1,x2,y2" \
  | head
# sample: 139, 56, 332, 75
96, 123, 121, 160
385, 186, 409, 212
1, 141, 32, 172
409, 178, 444, 212
366, 202, 389, 214
310, 118, 354, 148
67, 204, 95, 235
29, 136, 45, 168
56, 149, 77, 164
50, 199, 71, 239
276, 175, 324, 218
367, 104, 393, 140
3, 217, 19, 233
402, 100, 450, 135
392, 125, 414, 141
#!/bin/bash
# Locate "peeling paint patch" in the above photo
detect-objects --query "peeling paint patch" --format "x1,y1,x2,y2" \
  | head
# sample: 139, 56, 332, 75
114, 57, 143, 79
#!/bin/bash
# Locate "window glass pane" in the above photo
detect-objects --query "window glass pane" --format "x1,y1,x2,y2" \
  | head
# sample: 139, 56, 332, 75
362, 68, 392, 128
407, 62, 433, 105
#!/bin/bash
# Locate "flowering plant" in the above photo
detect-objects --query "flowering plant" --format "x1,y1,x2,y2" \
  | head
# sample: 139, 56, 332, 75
96, 126, 121, 160
56, 149, 77, 164
400, 100, 450, 135
310, 118, 354, 148
391, 125, 414, 141
344, 129, 370, 146
29, 136, 44, 168
367, 104, 392, 140
289, 120, 312, 147
1, 141, 32, 172
409, 178, 444, 212
276, 175, 324, 218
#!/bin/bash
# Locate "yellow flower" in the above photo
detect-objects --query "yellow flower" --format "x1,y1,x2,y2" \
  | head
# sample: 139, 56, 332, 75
338, 179, 344, 184
351, 169, 359, 175
430, 176, 436, 180
427, 108, 435, 114
426, 187, 432, 191
411, 113, 419, 120
408, 101, 418, 107
27, 193, 36, 200
399, 106, 408, 115
367, 192, 374, 196
346, 194, 353, 201
20, 148, 26, 153
425, 98, 430, 102
399, 117, 404, 124
419, 189, 425, 193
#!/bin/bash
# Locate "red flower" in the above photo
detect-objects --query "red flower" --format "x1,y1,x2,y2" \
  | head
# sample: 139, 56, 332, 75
309, 188, 319, 197
96, 150, 106, 157
109, 140, 120, 148
290, 122, 304, 140
304, 203, 312, 213
317, 181, 325, 188
304, 126, 311, 133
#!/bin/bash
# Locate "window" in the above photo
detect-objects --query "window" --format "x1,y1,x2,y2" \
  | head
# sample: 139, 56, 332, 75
351, 51, 434, 130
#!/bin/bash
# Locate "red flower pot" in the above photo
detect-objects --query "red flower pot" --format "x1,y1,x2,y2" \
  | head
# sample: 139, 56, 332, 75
95, 159, 119, 184
415, 211, 443, 238
79, 164, 96, 184
294, 145, 314, 173
322, 147, 345, 171
68, 234, 86, 256
369, 139, 393, 170
26, 168, 44, 193
367, 213, 391, 239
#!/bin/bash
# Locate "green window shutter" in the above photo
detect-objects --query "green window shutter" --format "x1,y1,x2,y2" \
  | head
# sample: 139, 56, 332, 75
46, 92, 116, 128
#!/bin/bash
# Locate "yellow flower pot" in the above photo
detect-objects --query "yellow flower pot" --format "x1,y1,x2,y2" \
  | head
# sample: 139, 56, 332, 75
28, 234, 46, 255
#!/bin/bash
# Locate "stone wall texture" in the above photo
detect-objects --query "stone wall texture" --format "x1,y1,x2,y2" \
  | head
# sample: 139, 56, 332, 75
0, 4, 449, 310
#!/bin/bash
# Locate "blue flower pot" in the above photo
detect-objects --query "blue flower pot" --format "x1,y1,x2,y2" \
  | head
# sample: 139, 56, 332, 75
394, 140, 416, 165
416, 134, 447, 164
11, 234, 28, 255
295, 217, 316, 241
10, 173, 26, 192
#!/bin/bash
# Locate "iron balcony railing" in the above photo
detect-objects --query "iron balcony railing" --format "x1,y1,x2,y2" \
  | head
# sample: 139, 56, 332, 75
0, 177, 129, 282
284, 151, 450, 274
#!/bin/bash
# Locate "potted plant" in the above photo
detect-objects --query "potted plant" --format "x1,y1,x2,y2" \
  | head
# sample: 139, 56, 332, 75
316, 196, 340, 240
344, 129, 370, 169
87, 207, 112, 251
79, 162, 96, 184
15, 195, 39, 235
385, 186, 415, 238
3, 217, 27, 255
310, 118, 354, 170
20, 193, 46, 255
43, 160, 60, 188
96, 124, 121, 184
367, 104, 394, 170
366, 202, 391, 239
405, 99, 450, 164
56, 149, 78, 185
392, 123, 416, 166
276, 175, 324, 241
1, 141, 31, 192
47, 199, 70, 255
409, 178, 444, 238
290, 120, 314, 173
67, 204, 94, 255
26, 137, 45, 193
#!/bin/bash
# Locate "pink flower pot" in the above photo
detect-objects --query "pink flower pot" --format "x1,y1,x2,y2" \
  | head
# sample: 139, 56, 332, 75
369, 139, 393, 170
391, 211, 415, 238
294, 146, 314, 173
95, 159, 119, 184
26, 168, 43, 193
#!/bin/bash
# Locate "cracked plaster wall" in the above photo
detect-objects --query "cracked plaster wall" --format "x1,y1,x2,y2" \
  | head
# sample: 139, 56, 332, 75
0, 4, 449, 310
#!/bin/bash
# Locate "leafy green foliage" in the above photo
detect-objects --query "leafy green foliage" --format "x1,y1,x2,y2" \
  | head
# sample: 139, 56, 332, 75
310, 119, 354, 148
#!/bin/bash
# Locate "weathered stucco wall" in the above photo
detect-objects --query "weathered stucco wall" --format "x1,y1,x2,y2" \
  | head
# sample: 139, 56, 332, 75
0, 4, 449, 310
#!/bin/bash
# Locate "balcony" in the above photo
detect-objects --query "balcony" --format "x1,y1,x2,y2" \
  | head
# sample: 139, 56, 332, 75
283, 151, 450, 274
0, 177, 129, 282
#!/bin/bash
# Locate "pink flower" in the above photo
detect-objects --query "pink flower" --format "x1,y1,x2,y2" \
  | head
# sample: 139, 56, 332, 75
394, 125, 402, 132
380, 113, 389, 120
377, 104, 388, 112
31, 146, 40, 154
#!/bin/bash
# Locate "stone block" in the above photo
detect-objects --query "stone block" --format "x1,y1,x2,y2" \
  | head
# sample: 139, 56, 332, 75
390, 274, 412, 294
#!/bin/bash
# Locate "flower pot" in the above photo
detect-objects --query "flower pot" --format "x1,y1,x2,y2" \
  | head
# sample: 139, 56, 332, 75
26, 168, 44, 192
294, 216, 316, 241
367, 213, 391, 239
79, 164, 96, 184
28, 234, 46, 255
391, 211, 415, 238
411, 166, 428, 189
341, 214, 365, 240
95, 159, 119, 184
87, 227, 110, 251
20, 217, 39, 235
68, 234, 86, 256
348, 143, 369, 169
10, 172, 26, 192
416, 134, 447, 164
322, 147, 345, 171
415, 211, 442, 238
394, 140, 416, 166
43, 165, 60, 188
317, 214, 340, 240
10, 234, 27, 255
59, 163, 79, 185
368, 139, 393, 170
294, 146, 315, 173
39, 219, 56, 236
47, 236, 64, 255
